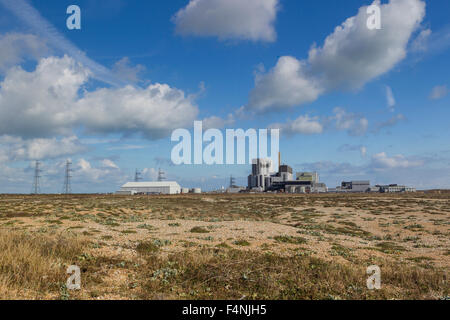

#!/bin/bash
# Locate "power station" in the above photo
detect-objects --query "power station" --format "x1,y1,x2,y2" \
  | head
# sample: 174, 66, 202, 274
247, 153, 328, 193
247, 153, 416, 194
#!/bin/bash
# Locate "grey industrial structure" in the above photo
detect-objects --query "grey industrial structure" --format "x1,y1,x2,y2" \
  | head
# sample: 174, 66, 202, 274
247, 158, 274, 191
247, 155, 416, 194
330, 181, 416, 193
336, 181, 371, 193
377, 184, 416, 193
247, 156, 328, 193
227, 175, 246, 193
116, 155, 416, 196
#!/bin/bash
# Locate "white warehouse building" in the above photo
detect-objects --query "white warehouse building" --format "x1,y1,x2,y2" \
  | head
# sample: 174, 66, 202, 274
117, 182, 181, 195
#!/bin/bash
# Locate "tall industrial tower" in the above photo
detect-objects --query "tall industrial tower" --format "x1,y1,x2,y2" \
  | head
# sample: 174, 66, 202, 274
157, 168, 166, 182
31, 160, 41, 194
134, 169, 142, 182
63, 160, 72, 194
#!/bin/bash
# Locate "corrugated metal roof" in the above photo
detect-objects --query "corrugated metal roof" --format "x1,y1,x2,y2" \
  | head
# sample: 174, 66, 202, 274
121, 181, 180, 188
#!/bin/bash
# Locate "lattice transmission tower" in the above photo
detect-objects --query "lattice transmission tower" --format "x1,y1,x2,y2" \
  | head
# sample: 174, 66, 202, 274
229, 175, 236, 188
157, 168, 166, 182
134, 169, 142, 182
62, 160, 72, 194
31, 160, 41, 194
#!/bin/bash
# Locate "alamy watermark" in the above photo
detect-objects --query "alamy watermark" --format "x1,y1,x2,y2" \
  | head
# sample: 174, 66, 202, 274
171, 121, 280, 167
66, 5, 81, 30
367, 3, 381, 30
66, 265, 81, 290
65, 3, 380, 31
366, 265, 381, 290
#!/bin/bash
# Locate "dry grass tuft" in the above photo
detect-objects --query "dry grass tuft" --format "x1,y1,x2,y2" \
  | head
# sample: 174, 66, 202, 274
0, 231, 86, 299
134, 248, 448, 300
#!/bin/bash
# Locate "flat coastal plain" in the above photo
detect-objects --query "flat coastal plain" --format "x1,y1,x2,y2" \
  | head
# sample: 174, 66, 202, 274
0, 193, 448, 300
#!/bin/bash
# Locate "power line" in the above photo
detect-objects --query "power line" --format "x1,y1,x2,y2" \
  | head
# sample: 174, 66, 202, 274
31, 160, 41, 194
63, 160, 72, 194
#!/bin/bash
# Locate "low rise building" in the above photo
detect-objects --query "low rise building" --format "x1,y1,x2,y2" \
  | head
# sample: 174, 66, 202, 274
279, 165, 294, 182
378, 184, 416, 193
296, 172, 319, 183
311, 182, 328, 193
339, 181, 371, 193
227, 186, 246, 193
117, 181, 181, 195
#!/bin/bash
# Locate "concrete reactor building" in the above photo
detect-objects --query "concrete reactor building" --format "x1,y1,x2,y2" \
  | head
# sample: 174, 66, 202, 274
247, 158, 274, 191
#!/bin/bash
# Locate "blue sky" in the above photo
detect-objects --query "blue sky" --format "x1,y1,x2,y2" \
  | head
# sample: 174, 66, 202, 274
0, 0, 449, 193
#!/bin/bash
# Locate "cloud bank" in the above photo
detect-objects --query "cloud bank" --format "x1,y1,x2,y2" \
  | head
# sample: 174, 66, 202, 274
0, 55, 199, 140
248, 0, 426, 112
371, 152, 424, 170
270, 107, 369, 137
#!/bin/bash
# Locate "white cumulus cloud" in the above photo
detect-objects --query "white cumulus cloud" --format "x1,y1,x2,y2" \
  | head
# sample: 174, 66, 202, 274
410, 28, 431, 52
142, 167, 158, 181
112, 57, 146, 83
386, 86, 396, 111
0, 32, 48, 73
360, 146, 367, 157
270, 115, 323, 135
0, 135, 87, 162
371, 152, 424, 169
75, 158, 123, 182
0, 55, 199, 140
75, 83, 198, 139
330, 107, 369, 136
101, 159, 119, 170
249, 56, 323, 112
270, 107, 368, 137
248, 0, 426, 112
429, 85, 448, 100
202, 114, 235, 130
173, 0, 279, 42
